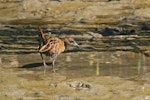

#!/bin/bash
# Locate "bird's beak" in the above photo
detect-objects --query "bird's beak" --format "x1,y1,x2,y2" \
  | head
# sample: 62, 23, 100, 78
39, 44, 51, 52
74, 42, 79, 48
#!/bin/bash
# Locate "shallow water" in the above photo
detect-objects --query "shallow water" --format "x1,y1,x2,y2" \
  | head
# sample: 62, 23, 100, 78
0, 25, 149, 79
15, 51, 149, 79
1, 41, 150, 81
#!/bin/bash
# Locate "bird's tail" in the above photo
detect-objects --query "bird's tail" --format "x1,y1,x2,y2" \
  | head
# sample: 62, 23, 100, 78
38, 26, 47, 48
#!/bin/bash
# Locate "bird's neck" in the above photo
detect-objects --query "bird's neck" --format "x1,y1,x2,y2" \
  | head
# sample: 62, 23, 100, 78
61, 37, 70, 49
64, 41, 68, 49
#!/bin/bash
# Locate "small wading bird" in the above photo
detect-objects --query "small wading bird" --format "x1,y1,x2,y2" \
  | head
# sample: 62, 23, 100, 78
38, 27, 79, 73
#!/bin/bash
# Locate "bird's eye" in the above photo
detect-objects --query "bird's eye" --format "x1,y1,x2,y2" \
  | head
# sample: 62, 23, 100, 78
49, 42, 53, 45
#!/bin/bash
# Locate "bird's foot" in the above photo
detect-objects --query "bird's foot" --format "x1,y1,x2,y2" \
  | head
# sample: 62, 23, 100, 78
52, 68, 58, 73
43, 64, 49, 75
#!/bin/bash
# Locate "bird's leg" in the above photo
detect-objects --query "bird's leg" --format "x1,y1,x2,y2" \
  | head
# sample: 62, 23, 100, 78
51, 54, 58, 72
52, 59, 56, 72
40, 53, 48, 74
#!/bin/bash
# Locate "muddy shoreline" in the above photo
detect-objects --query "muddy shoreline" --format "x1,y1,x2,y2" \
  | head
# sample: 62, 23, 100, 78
0, 51, 150, 100
0, 0, 150, 100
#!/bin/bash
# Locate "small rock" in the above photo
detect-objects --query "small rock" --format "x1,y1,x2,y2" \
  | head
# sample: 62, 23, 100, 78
111, 90, 120, 94
66, 81, 91, 90
34, 92, 41, 97
50, 83, 57, 88
58, 94, 70, 100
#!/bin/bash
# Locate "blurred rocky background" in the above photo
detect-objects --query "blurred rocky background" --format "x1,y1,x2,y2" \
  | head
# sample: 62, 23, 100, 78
0, 0, 150, 54
0, 0, 150, 25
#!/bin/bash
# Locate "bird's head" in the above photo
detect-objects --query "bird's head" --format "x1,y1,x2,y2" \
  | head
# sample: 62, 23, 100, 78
64, 37, 79, 48
39, 37, 59, 53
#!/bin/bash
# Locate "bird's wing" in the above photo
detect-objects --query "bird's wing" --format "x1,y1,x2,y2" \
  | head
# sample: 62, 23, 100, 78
38, 26, 47, 47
